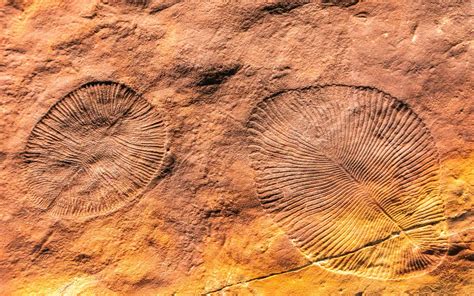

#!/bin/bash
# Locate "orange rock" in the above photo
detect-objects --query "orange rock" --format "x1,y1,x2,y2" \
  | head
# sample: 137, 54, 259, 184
0, 0, 472, 294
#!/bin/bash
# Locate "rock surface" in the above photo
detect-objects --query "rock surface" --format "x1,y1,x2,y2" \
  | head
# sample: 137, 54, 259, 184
0, 0, 472, 295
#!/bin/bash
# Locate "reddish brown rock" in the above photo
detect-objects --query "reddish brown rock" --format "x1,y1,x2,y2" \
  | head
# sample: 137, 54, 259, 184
0, 0, 472, 295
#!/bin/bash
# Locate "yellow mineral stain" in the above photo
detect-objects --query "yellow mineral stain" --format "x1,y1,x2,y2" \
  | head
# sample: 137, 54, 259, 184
51, 276, 98, 296
442, 152, 473, 218
219, 153, 474, 294
201, 213, 306, 293
109, 253, 155, 284
8, 274, 116, 296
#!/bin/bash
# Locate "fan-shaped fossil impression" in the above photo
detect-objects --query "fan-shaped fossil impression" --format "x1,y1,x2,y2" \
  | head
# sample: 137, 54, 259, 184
24, 81, 167, 217
248, 85, 447, 279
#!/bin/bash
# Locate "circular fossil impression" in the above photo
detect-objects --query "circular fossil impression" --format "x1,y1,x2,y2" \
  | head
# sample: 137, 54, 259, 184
24, 81, 167, 217
248, 85, 447, 280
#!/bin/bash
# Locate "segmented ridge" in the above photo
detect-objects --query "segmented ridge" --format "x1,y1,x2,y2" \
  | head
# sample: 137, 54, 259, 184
24, 81, 167, 217
247, 85, 447, 280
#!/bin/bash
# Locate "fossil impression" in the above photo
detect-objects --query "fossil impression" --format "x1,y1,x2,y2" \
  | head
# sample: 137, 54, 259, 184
248, 85, 447, 279
24, 81, 167, 217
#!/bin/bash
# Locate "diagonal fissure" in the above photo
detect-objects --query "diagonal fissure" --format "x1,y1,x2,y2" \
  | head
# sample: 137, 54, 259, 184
314, 217, 445, 263
204, 218, 445, 294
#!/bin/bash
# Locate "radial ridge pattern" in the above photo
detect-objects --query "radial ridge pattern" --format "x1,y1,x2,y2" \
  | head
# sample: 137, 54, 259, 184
248, 85, 447, 279
24, 81, 167, 217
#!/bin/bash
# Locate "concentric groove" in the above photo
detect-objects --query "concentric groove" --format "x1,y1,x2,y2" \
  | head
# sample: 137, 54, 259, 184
24, 81, 167, 217
248, 85, 447, 279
